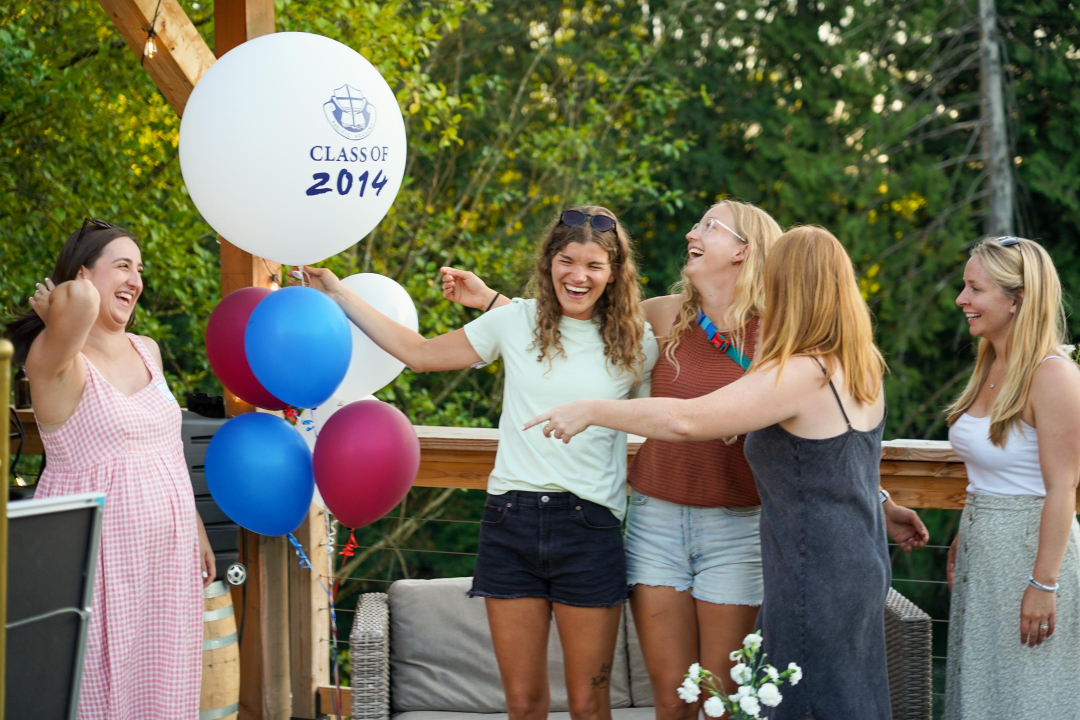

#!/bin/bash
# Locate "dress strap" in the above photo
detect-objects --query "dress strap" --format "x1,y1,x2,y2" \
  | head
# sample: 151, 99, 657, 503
126, 334, 163, 379
811, 356, 853, 430
1041, 355, 1068, 364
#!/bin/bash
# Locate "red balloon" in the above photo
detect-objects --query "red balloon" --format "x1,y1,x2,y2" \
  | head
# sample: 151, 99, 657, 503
313, 400, 419, 528
206, 287, 288, 410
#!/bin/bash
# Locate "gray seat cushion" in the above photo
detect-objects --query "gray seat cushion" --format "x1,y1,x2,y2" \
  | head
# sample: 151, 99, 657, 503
389, 577, 631, 713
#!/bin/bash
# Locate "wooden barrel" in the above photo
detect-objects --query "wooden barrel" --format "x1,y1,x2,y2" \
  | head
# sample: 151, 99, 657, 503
201, 581, 240, 720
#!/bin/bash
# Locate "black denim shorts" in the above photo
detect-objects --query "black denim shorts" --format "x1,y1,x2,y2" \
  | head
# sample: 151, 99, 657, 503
469, 491, 628, 607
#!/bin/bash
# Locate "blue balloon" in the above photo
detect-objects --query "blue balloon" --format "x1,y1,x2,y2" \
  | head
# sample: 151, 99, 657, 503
245, 286, 352, 408
205, 413, 314, 536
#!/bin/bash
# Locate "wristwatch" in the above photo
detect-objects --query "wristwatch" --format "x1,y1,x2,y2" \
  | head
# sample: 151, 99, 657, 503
879, 488, 891, 504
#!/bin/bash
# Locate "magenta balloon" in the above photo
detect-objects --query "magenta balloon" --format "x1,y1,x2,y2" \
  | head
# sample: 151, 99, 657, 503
313, 400, 420, 528
206, 287, 288, 410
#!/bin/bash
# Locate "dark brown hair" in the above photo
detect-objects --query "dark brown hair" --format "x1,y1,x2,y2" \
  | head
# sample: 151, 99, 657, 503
4, 223, 140, 364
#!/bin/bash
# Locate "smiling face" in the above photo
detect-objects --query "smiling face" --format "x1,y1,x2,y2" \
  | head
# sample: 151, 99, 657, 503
684, 204, 748, 285
550, 240, 615, 320
80, 236, 144, 328
956, 255, 1018, 340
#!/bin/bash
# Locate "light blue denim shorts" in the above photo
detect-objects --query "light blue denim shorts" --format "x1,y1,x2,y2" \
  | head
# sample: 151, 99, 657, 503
625, 488, 764, 606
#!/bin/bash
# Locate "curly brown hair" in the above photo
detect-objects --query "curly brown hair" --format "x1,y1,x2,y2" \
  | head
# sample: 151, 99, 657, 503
525, 205, 648, 380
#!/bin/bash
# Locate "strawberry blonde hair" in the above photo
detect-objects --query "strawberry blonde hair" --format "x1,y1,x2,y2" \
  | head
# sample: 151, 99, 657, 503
753, 225, 887, 402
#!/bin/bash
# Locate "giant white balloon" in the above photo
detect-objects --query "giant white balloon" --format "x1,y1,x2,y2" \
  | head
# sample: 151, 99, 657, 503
179, 32, 407, 265
336, 273, 418, 400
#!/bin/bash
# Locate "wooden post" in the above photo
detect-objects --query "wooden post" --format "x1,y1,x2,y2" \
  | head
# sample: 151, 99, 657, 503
289, 508, 331, 719
211, 2, 289, 718
0, 340, 13, 712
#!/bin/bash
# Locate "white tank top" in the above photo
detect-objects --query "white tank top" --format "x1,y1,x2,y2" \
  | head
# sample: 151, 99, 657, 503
947, 356, 1068, 497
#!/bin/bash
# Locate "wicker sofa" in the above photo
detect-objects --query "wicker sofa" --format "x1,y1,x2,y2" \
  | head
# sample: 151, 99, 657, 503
349, 577, 932, 720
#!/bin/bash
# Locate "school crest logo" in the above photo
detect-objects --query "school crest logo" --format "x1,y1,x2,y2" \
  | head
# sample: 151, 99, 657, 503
323, 85, 376, 141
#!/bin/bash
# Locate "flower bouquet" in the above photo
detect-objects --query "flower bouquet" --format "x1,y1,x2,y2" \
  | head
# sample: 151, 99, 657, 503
677, 631, 802, 719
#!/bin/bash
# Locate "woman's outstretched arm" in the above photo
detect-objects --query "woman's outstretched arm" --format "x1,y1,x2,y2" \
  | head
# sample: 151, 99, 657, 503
525, 357, 814, 442
301, 266, 483, 372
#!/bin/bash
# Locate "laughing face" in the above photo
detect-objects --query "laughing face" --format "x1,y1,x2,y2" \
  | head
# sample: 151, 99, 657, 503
956, 255, 1018, 339
684, 204, 747, 282
81, 236, 144, 329
550, 240, 615, 320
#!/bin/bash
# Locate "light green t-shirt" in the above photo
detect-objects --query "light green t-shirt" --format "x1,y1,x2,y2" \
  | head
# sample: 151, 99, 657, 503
463, 298, 658, 520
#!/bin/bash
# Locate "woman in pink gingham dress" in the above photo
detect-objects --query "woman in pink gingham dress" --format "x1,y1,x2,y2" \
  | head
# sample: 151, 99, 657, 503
4, 219, 213, 720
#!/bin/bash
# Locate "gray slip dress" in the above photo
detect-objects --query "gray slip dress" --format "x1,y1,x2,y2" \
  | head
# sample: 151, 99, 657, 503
742, 360, 892, 720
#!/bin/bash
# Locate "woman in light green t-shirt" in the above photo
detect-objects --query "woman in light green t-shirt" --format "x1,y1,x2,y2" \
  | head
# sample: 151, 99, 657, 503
302, 205, 657, 720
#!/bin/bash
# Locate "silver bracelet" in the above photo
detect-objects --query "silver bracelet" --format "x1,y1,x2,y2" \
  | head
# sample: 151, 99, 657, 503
1028, 574, 1059, 593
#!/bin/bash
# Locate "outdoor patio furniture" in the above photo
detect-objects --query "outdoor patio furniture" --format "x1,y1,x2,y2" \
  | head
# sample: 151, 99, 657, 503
350, 577, 932, 720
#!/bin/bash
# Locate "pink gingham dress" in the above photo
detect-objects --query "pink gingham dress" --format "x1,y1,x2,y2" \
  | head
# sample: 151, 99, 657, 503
35, 335, 202, 720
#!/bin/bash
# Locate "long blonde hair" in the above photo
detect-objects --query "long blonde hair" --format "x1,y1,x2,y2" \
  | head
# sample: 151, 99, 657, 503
754, 225, 887, 403
946, 237, 1070, 446
664, 200, 783, 375
526, 205, 647, 379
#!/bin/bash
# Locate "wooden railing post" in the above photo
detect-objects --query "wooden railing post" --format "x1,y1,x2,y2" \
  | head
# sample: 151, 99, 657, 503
289, 507, 331, 718
1, 340, 13, 712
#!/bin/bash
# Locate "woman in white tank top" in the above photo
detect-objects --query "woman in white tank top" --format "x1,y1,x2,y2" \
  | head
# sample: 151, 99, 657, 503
944, 237, 1080, 720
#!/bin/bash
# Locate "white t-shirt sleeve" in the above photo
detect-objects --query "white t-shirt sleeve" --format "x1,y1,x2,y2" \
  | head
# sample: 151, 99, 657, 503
463, 300, 521, 364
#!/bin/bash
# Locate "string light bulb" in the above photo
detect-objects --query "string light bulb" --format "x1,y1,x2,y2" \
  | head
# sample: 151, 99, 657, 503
145, 31, 158, 59
140, 0, 163, 66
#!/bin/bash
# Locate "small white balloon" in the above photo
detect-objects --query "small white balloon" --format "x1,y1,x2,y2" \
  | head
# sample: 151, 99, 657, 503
179, 32, 407, 265
335, 274, 418, 400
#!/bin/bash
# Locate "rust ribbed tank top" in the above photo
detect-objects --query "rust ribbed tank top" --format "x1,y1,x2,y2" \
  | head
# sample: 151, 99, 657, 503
628, 317, 760, 507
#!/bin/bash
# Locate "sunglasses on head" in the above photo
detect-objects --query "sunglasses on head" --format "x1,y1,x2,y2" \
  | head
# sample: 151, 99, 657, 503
560, 209, 617, 233
998, 237, 1022, 248
75, 217, 121, 246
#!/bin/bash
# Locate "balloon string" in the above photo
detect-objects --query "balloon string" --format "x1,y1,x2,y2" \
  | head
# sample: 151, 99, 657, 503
323, 512, 344, 718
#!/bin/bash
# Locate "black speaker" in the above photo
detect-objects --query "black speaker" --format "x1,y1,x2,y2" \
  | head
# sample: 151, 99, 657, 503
6, 492, 104, 720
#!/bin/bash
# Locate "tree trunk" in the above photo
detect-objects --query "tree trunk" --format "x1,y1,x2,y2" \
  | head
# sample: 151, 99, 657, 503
978, 0, 1014, 237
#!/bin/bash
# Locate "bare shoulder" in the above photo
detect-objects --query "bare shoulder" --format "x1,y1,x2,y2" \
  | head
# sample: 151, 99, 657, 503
138, 335, 165, 368
1031, 353, 1080, 400
641, 294, 683, 338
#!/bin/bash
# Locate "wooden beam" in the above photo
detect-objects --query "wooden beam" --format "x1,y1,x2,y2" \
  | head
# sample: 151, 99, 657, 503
235, 531, 291, 719
96, 0, 215, 116
288, 508, 331, 719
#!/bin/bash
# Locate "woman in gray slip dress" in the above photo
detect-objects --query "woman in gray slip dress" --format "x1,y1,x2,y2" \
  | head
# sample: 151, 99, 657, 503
944, 237, 1080, 720
742, 358, 891, 719
526, 225, 929, 720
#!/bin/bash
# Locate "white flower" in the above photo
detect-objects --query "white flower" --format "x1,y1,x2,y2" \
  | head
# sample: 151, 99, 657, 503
729, 650, 741, 662
758, 683, 782, 707
703, 696, 726, 718
787, 662, 803, 685
677, 678, 701, 703
688, 663, 702, 681
739, 695, 762, 717
743, 633, 763, 651
764, 666, 779, 682
730, 663, 752, 685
